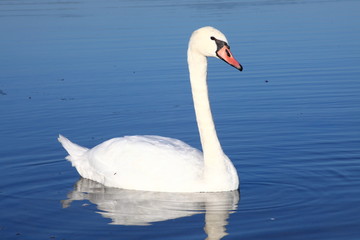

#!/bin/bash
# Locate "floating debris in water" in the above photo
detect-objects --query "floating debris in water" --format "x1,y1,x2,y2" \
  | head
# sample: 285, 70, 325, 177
60, 97, 75, 101
0, 89, 7, 95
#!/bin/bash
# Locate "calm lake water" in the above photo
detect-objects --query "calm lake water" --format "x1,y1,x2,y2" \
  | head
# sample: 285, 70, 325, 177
1, 0, 360, 239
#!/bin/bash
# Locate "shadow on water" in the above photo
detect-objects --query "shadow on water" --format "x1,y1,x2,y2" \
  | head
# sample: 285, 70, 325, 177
62, 178, 239, 239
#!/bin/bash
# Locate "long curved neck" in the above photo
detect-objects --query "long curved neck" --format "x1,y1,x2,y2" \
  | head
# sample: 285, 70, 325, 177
187, 49, 225, 166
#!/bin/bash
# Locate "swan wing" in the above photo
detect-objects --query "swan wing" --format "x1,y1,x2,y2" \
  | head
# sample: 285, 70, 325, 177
73, 135, 204, 192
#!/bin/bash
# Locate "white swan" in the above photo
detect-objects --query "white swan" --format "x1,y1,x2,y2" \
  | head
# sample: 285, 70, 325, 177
59, 26, 243, 193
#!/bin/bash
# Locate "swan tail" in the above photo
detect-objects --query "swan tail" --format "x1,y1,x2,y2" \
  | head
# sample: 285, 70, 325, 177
58, 135, 103, 183
58, 134, 89, 163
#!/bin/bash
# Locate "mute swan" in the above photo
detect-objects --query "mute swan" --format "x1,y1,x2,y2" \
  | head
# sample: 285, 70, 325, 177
59, 26, 243, 192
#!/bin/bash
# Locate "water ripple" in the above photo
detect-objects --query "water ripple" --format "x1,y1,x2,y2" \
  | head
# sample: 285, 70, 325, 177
239, 180, 318, 212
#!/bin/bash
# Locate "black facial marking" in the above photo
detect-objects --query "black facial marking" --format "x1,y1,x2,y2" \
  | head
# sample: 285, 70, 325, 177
210, 36, 230, 51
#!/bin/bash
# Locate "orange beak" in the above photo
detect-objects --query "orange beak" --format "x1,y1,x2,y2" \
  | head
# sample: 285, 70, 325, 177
216, 46, 243, 71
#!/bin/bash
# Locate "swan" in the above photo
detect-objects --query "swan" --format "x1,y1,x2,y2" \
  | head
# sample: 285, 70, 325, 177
59, 26, 243, 193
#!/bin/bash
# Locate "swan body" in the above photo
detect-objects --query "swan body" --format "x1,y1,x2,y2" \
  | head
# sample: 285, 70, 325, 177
59, 26, 243, 192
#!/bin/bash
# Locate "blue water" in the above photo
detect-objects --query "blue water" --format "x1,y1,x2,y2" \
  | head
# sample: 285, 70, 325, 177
1, 0, 360, 239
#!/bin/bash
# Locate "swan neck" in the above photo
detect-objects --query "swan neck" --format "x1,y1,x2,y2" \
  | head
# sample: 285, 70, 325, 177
187, 50, 224, 162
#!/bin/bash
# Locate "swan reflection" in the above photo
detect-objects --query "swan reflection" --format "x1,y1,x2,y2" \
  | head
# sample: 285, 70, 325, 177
62, 178, 239, 239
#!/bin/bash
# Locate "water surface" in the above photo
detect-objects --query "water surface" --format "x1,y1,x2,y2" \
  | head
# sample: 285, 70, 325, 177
1, 0, 360, 239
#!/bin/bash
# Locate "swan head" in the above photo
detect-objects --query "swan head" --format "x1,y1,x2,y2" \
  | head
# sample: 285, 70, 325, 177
188, 26, 243, 71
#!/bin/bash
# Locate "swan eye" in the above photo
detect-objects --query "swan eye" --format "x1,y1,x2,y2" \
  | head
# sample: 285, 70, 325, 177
210, 36, 215, 40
